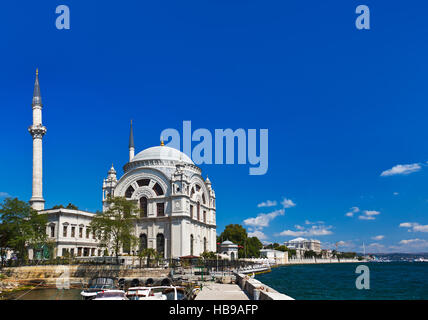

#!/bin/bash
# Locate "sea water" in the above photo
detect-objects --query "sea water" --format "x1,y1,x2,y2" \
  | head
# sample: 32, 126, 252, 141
256, 262, 428, 300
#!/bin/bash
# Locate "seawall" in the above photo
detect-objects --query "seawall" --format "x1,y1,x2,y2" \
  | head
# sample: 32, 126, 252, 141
286, 258, 361, 265
235, 273, 294, 300
1, 265, 170, 285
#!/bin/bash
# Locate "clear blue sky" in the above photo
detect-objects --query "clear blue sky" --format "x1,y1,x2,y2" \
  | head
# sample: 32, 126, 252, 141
1, 1, 428, 253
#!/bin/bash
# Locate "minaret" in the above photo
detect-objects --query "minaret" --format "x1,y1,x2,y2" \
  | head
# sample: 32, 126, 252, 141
28, 69, 47, 211
129, 120, 135, 161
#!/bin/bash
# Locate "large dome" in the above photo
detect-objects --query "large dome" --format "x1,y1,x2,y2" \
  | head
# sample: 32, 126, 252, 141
131, 146, 194, 164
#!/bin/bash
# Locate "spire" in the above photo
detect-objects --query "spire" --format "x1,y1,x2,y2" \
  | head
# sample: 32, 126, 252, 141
32, 68, 42, 107
129, 120, 134, 149
108, 163, 116, 175
160, 135, 165, 146
128, 120, 135, 162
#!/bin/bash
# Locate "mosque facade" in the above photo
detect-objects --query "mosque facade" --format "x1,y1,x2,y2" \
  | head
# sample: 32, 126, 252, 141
28, 70, 216, 259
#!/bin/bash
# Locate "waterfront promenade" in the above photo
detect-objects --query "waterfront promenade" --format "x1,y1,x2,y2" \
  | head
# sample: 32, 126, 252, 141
195, 283, 249, 300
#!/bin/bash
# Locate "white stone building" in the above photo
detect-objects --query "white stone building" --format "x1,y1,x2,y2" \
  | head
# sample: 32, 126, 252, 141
259, 249, 288, 265
218, 240, 239, 260
26, 70, 217, 259
284, 237, 321, 258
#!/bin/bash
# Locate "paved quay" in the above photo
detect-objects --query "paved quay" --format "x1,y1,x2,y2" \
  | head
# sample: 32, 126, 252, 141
195, 283, 249, 300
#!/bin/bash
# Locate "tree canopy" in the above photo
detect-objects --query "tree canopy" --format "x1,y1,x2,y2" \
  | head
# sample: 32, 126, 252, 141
218, 224, 263, 258
90, 197, 138, 259
0, 197, 48, 262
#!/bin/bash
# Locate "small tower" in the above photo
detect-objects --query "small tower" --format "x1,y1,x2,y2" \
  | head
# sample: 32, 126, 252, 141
28, 69, 47, 211
129, 120, 135, 162
102, 164, 117, 211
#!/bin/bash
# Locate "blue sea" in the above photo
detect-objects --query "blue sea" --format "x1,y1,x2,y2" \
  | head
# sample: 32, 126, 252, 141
256, 262, 428, 300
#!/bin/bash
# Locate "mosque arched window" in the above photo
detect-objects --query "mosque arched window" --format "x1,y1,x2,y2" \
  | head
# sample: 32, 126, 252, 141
139, 234, 147, 251
153, 183, 164, 196
190, 235, 194, 256
203, 237, 207, 252
125, 186, 135, 198
139, 197, 148, 217
137, 179, 150, 187
190, 188, 195, 198
202, 193, 206, 205
157, 203, 165, 216
156, 233, 165, 256
197, 202, 201, 221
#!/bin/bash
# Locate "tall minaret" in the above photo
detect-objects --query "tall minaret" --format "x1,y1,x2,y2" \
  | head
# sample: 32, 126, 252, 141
28, 69, 47, 211
129, 120, 135, 161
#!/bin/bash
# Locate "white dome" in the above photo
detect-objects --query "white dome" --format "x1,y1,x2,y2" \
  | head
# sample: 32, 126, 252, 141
132, 146, 194, 164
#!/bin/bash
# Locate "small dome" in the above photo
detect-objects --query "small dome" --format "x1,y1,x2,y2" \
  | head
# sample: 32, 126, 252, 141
108, 164, 116, 174
221, 240, 234, 245
132, 146, 194, 164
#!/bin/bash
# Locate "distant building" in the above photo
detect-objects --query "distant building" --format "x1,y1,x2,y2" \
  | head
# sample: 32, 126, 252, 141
321, 249, 333, 259
219, 240, 239, 260
260, 249, 288, 265
31, 208, 100, 259
284, 237, 321, 258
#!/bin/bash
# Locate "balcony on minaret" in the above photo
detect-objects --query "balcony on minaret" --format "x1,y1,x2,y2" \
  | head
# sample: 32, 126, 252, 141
28, 124, 47, 139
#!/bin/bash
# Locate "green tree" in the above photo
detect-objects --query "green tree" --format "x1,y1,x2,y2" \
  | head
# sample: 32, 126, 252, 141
138, 248, 158, 267
66, 203, 78, 210
219, 224, 263, 258
304, 250, 316, 258
245, 237, 263, 258
90, 197, 138, 261
287, 249, 296, 259
219, 224, 247, 247
0, 198, 48, 261
201, 251, 217, 260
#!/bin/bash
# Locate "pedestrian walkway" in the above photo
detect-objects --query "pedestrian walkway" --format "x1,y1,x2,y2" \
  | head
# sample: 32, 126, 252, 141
195, 282, 249, 300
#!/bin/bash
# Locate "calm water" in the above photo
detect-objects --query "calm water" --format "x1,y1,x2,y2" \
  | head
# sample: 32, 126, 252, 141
256, 262, 428, 300
6, 288, 83, 300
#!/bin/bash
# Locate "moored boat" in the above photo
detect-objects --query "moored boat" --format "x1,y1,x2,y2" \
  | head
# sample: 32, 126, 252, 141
126, 286, 186, 300
93, 290, 128, 300
80, 277, 117, 300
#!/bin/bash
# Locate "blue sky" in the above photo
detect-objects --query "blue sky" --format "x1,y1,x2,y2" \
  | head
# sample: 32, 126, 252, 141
1, 1, 428, 253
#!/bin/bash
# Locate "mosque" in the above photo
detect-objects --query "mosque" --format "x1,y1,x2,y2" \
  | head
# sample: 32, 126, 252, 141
28, 70, 217, 259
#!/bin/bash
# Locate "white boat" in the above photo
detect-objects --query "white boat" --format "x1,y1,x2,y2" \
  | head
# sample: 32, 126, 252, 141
414, 258, 428, 262
126, 286, 186, 300
80, 277, 117, 300
93, 290, 128, 300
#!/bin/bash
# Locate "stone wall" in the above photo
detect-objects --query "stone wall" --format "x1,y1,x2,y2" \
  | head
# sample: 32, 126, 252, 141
2, 265, 170, 284
235, 273, 294, 300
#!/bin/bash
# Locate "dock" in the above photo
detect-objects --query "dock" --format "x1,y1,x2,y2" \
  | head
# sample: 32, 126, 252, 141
194, 283, 249, 300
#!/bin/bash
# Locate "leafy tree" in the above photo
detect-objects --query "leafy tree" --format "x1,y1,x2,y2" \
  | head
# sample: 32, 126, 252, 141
304, 250, 317, 258
219, 224, 263, 258
287, 249, 296, 258
90, 197, 138, 261
0, 198, 48, 261
219, 224, 247, 247
51, 204, 64, 209
201, 251, 217, 260
138, 248, 158, 267
337, 251, 356, 259
275, 245, 288, 252
66, 203, 78, 210
245, 237, 263, 258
